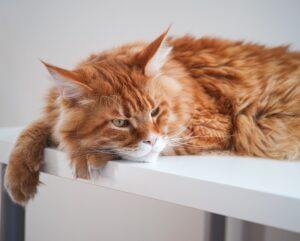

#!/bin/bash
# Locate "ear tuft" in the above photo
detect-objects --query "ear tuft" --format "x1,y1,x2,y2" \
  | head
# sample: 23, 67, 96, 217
41, 61, 92, 99
145, 41, 172, 76
136, 27, 172, 76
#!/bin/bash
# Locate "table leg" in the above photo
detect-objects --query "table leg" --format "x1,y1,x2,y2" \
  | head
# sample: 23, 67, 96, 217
209, 213, 226, 241
0, 164, 25, 241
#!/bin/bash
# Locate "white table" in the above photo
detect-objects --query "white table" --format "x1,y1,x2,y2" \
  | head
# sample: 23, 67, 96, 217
0, 127, 299, 239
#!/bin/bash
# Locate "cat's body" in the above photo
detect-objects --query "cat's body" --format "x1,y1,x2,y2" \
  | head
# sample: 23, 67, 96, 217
5, 30, 300, 204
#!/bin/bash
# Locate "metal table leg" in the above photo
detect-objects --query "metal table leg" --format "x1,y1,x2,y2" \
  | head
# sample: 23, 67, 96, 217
0, 164, 25, 241
209, 213, 226, 241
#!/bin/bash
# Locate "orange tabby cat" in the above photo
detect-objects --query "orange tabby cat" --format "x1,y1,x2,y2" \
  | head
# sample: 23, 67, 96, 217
5, 29, 300, 205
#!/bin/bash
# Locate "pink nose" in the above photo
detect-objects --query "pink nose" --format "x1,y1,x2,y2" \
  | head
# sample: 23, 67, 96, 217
142, 135, 158, 146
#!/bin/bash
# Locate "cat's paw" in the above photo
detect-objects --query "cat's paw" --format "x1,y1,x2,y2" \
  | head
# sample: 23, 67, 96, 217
88, 164, 104, 183
72, 153, 113, 180
4, 161, 39, 206
70, 152, 92, 179
73, 161, 90, 180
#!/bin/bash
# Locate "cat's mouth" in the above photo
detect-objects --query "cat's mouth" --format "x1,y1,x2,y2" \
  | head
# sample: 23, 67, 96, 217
116, 138, 167, 163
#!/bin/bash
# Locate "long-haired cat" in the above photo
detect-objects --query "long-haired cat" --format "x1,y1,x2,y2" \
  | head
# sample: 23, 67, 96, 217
5, 29, 300, 205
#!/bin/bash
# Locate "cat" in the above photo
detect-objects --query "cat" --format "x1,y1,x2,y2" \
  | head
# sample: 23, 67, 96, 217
4, 29, 300, 205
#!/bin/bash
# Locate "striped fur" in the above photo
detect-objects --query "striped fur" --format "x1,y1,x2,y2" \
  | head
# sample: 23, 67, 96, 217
5, 30, 300, 204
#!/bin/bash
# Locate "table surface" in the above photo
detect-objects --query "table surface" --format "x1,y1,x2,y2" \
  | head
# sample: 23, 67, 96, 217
0, 127, 299, 233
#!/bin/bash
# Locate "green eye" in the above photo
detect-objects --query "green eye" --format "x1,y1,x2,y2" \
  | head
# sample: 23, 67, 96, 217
112, 119, 130, 128
151, 107, 160, 117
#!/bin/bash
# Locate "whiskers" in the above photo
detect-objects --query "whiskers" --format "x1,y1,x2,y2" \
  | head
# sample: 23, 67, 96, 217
87, 148, 116, 155
165, 131, 230, 150
87, 146, 140, 157
166, 137, 207, 151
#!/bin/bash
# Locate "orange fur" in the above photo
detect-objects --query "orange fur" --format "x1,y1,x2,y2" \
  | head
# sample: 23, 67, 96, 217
5, 31, 300, 204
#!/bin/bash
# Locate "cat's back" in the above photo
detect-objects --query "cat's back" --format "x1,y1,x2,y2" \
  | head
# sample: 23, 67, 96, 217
169, 35, 300, 107
169, 35, 300, 74
169, 35, 300, 159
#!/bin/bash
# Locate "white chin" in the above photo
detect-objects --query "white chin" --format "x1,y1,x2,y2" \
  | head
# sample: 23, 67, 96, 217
123, 151, 160, 163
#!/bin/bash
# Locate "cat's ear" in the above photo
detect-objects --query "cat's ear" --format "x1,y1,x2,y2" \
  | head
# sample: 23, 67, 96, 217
41, 61, 92, 99
136, 27, 172, 76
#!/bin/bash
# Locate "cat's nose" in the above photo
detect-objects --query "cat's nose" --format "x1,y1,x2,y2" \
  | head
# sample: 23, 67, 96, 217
142, 135, 158, 146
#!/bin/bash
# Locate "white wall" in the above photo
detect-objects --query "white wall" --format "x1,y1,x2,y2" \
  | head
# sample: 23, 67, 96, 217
1, 0, 300, 240
1, 0, 300, 127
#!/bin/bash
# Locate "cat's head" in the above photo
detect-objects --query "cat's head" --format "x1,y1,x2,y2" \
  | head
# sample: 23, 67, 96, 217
43, 29, 190, 162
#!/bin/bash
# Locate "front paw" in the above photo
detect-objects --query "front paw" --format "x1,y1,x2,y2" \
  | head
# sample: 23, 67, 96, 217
72, 153, 114, 180
4, 161, 39, 206
72, 159, 90, 179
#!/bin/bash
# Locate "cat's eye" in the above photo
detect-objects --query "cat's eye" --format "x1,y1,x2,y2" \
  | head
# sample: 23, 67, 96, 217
111, 119, 130, 128
151, 107, 160, 117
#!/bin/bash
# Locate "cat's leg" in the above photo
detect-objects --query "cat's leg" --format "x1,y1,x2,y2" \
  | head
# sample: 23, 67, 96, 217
4, 119, 51, 205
